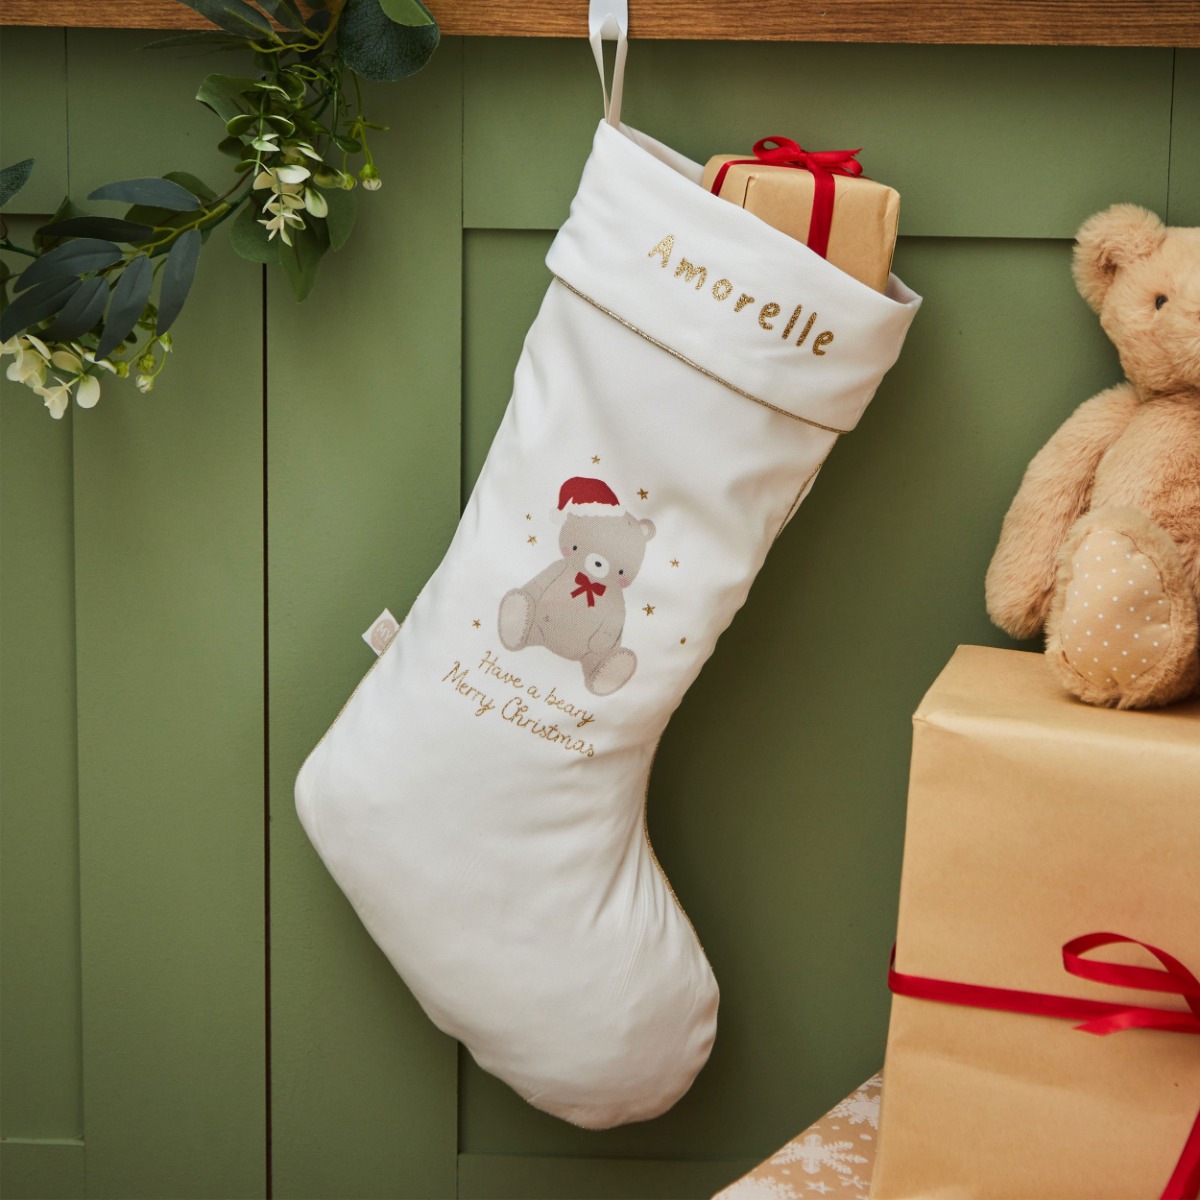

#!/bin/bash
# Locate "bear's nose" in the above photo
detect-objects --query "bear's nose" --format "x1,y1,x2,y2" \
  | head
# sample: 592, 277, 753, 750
586, 553, 610, 579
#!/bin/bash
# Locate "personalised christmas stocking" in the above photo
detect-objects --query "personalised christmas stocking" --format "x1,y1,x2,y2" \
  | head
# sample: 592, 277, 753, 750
296, 95, 920, 1127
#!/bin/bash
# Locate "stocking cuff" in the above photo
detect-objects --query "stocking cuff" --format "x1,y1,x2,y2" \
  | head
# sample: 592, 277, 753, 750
547, 121, 922, 434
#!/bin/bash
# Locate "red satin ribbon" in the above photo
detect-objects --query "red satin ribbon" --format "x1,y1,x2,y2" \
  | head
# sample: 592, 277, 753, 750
570, 572, 606, 607
888, 932, 1200, 1200
708, 136, 864, 259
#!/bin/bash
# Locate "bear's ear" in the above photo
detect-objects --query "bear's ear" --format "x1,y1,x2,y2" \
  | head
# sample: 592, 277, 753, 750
638, 518, 656, 543
1072, 204, 1166, 313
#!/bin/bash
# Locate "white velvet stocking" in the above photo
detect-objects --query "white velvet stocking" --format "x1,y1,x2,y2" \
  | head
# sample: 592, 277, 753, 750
295, 118, 920, 1129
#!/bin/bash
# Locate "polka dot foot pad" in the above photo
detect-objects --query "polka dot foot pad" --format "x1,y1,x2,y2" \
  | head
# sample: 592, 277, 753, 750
1058, 528, 1174, 698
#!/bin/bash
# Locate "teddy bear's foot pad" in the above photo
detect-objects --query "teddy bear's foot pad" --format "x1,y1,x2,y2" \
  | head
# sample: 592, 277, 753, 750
498, 589, 534, 652
587, 648, 636, 696
1052, 519, 1198, 708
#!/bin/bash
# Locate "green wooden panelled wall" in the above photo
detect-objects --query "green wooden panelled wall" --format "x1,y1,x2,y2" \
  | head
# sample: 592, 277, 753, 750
1, 26, 1196, 1200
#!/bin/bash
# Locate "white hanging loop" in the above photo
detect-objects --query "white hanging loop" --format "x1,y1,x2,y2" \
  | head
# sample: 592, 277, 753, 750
588, 0, 628, 128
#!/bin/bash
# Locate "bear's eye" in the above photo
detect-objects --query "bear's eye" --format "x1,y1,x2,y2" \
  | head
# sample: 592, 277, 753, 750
572, 545, 577, 551
618, 569, 624, 575
1155, 294, 1168, 310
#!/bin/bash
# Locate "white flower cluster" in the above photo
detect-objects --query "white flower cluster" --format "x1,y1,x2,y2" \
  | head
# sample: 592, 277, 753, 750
2, 334, 115, 418
254, 139, 329, 247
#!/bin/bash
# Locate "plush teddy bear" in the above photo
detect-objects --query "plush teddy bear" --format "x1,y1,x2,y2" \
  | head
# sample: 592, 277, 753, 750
499, 477, 656, 696
985, 203, 1200, 709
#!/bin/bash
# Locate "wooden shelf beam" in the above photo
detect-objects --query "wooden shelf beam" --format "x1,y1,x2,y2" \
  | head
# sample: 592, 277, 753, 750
1, 1, 1198, 47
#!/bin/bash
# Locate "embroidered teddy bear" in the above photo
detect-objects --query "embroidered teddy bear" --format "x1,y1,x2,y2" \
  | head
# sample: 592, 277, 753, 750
499, 477, 656, 696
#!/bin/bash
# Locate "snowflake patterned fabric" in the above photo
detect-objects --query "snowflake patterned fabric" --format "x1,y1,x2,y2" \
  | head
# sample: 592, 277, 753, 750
714, 1075, 883, 1199
295, 88, 919, 1126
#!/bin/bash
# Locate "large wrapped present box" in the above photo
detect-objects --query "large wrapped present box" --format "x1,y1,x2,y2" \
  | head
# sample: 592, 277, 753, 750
702, 140, 899, 292
873, 646, 1200, 1200
712, 1074, 882, 1199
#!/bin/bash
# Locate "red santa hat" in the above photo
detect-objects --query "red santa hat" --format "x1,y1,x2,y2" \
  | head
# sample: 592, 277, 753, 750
553, 476, 623, 520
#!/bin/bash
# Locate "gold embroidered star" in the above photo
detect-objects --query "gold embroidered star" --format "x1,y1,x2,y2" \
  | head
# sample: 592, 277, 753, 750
591, 455, 601, 464
670, 559, 680, 567
525, 513, 532, 521
527, 535, 537, 544
643, 604, 655, 616
637, 488, 649, 500
472, 619, 481, 628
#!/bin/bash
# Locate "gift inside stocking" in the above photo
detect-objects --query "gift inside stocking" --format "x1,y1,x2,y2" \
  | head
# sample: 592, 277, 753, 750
296, 62, 919, 1127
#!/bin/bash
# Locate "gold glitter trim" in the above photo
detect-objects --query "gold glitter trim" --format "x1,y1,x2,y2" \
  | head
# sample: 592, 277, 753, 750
552, 276, 852, 434
773, 441, 839, 541
640, 736, 709, 958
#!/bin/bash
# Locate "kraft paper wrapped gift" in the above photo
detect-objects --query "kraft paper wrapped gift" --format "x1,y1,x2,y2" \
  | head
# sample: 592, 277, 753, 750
713, 1074, 882, 1200
873, 645, 1200, 1200
701, 143, 900, 292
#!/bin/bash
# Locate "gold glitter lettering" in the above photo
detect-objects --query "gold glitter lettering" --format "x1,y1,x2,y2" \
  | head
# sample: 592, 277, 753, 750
638, 239, 846, 366
758, 302, 781, 330
647, 235, 675, 267
674, 258, 707, 290
795, 311, 818, 347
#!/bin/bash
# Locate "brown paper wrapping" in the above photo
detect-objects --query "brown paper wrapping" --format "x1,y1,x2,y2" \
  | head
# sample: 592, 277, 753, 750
713, 1074, 881, 1199
873, 646, 1200, 1200
701, 154, 899, 292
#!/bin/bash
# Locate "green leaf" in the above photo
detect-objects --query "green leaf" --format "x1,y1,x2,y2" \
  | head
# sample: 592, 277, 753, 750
174, 0, 274, 39
332, 133, 362, 153
256, 0, 307, 29
226, 113, 256, 136
276, 70, 307, 102
278, 221, 327, 302
322, 186, 356, 251
196, 73, 261, 125
336, 0, 439, 81
96, 255, 154, 359
230, 201, 278, 264
0, 277, 81, 342
218, 135, 246, 158
36, 215, 154, 243
156, 229, 202, 334
378, 0, 436, 25
44, 275, 110, 341
89, 177, 201, 211
163, 172, 218, 205
33, 197, 87, 253
15, 238, 124, 292
0, 158, 35, 209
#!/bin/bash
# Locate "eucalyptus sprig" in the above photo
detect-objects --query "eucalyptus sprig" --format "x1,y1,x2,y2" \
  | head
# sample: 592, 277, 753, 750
0, 0, 438, 419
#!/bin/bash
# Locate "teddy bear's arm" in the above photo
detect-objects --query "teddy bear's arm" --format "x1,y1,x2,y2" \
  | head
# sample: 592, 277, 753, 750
985, 383, 1139, 639
521, 558, 571, 603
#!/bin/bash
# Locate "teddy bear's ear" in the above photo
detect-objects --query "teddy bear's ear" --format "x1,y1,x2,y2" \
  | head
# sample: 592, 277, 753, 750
1072, 204, 1166, 312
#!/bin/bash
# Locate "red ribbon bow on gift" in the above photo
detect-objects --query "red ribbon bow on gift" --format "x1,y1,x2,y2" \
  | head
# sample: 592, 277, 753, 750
570, 572, 606, 607
889, 932, 1200, 1199
708, 136, 865, 260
